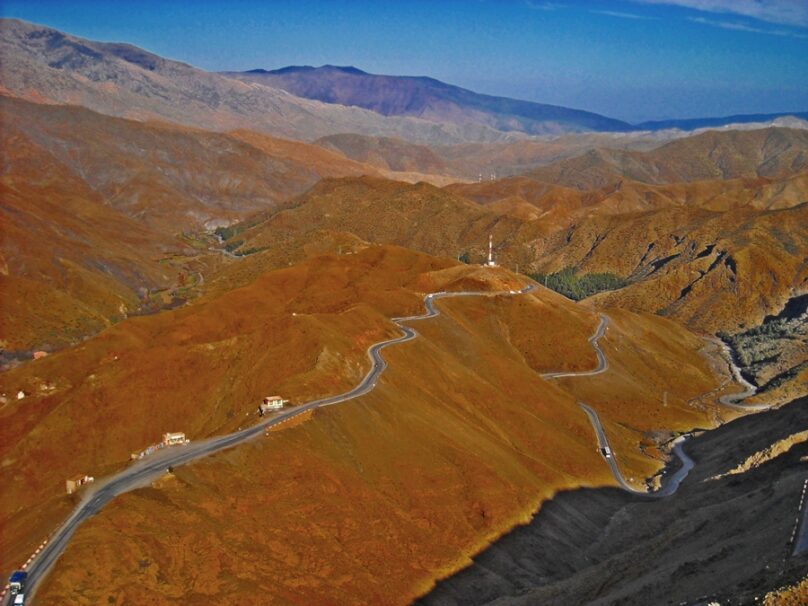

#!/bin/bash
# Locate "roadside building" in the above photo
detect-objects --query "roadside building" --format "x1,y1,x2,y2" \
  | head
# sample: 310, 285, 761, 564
66, 474, 94, 494
162, 432, 188, 446
260, 396, 287, 414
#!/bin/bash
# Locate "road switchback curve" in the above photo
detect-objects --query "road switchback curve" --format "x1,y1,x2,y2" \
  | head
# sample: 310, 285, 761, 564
540, 313, 693, 498
17, 284, 535, 604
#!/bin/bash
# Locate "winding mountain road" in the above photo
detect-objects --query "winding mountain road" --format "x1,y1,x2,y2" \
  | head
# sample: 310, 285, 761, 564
711, 338, 770, 411
540, 315, 609, 379
541, 313, 694, 497
578, 402, 693, 498
16, 284, 535, 604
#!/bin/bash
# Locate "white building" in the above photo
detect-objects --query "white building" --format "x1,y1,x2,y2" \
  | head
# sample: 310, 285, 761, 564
260, 396, 287, 413
162, 432, 188, 446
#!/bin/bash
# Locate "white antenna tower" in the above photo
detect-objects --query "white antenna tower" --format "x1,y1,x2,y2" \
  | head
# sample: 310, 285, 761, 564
486, 234, 497, 267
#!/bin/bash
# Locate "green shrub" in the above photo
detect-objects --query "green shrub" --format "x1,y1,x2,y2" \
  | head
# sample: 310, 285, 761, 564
530, 267, 627, 300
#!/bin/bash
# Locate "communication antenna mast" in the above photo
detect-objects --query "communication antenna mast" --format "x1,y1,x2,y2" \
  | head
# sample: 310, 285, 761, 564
486, 234, 497, 267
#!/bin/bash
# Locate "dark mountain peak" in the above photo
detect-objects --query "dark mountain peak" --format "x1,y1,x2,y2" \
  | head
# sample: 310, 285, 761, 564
262, 65, 368, 76
263, 65, 316, 75
320, 65, 367, 75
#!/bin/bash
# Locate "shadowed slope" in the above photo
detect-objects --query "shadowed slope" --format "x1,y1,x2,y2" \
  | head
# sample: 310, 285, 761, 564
420, 398, 808, 606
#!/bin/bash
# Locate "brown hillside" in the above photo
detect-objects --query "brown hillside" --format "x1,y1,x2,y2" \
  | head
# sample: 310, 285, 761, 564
0, 97, 393, 352
537, 203, 808, 333
227, 129, 380, 180
0, 110, 177, 351
433, 131, 671, 179
315, 133, 449, 174
447, 170, 808, 224
0, 247, 725, 605
225, 176, 545, 268
2, 97, 381, 234
528, 127, 808, 190
223, 173, 808, 336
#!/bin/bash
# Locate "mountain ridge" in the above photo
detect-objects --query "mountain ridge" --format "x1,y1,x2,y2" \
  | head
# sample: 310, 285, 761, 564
229, 64, 808, 136
224, 64, 633, 135
0, 18, 522, 144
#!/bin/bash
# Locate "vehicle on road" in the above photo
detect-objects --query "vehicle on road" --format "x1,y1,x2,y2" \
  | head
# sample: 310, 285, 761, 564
13, 593, 25, 605
600, 446, 613, 458
8, 571, 27, 594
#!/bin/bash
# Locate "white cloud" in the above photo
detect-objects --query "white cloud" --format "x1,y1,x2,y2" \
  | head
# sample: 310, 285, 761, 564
591, 9, 658, 20
525, 1, 565, 11
688, 15, 808, 38
630, 0, 808, 28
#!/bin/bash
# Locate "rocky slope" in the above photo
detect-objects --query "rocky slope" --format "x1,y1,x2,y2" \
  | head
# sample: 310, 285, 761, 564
0, 19, 515, 144
541, 202, 808, 333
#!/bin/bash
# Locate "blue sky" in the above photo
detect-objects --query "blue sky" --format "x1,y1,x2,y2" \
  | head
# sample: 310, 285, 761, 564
2, 0, 807, 122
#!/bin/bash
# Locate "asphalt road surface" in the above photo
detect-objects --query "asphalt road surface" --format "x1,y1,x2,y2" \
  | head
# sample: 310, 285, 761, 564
541, 314, 693, 497
578, 402, 693, 498
15, 284, 534, 604
540, 315, 609, 379
793, 480, 808, 556
711, 338, 771, 411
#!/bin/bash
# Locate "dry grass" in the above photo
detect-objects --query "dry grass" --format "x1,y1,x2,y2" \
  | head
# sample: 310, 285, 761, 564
4, 247, 725, 605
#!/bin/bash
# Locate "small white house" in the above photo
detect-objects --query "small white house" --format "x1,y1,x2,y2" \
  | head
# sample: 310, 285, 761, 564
162, 432, 188, 446
260, 396, 287, 413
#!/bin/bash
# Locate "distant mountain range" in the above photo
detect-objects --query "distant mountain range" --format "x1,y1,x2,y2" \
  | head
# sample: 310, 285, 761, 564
224, 65, 632, 135
0, 19, 520, 144
226, 65, 808, 136
2, 18, 805, 144
636, 112, 808, 131
527, 127, 808, 189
